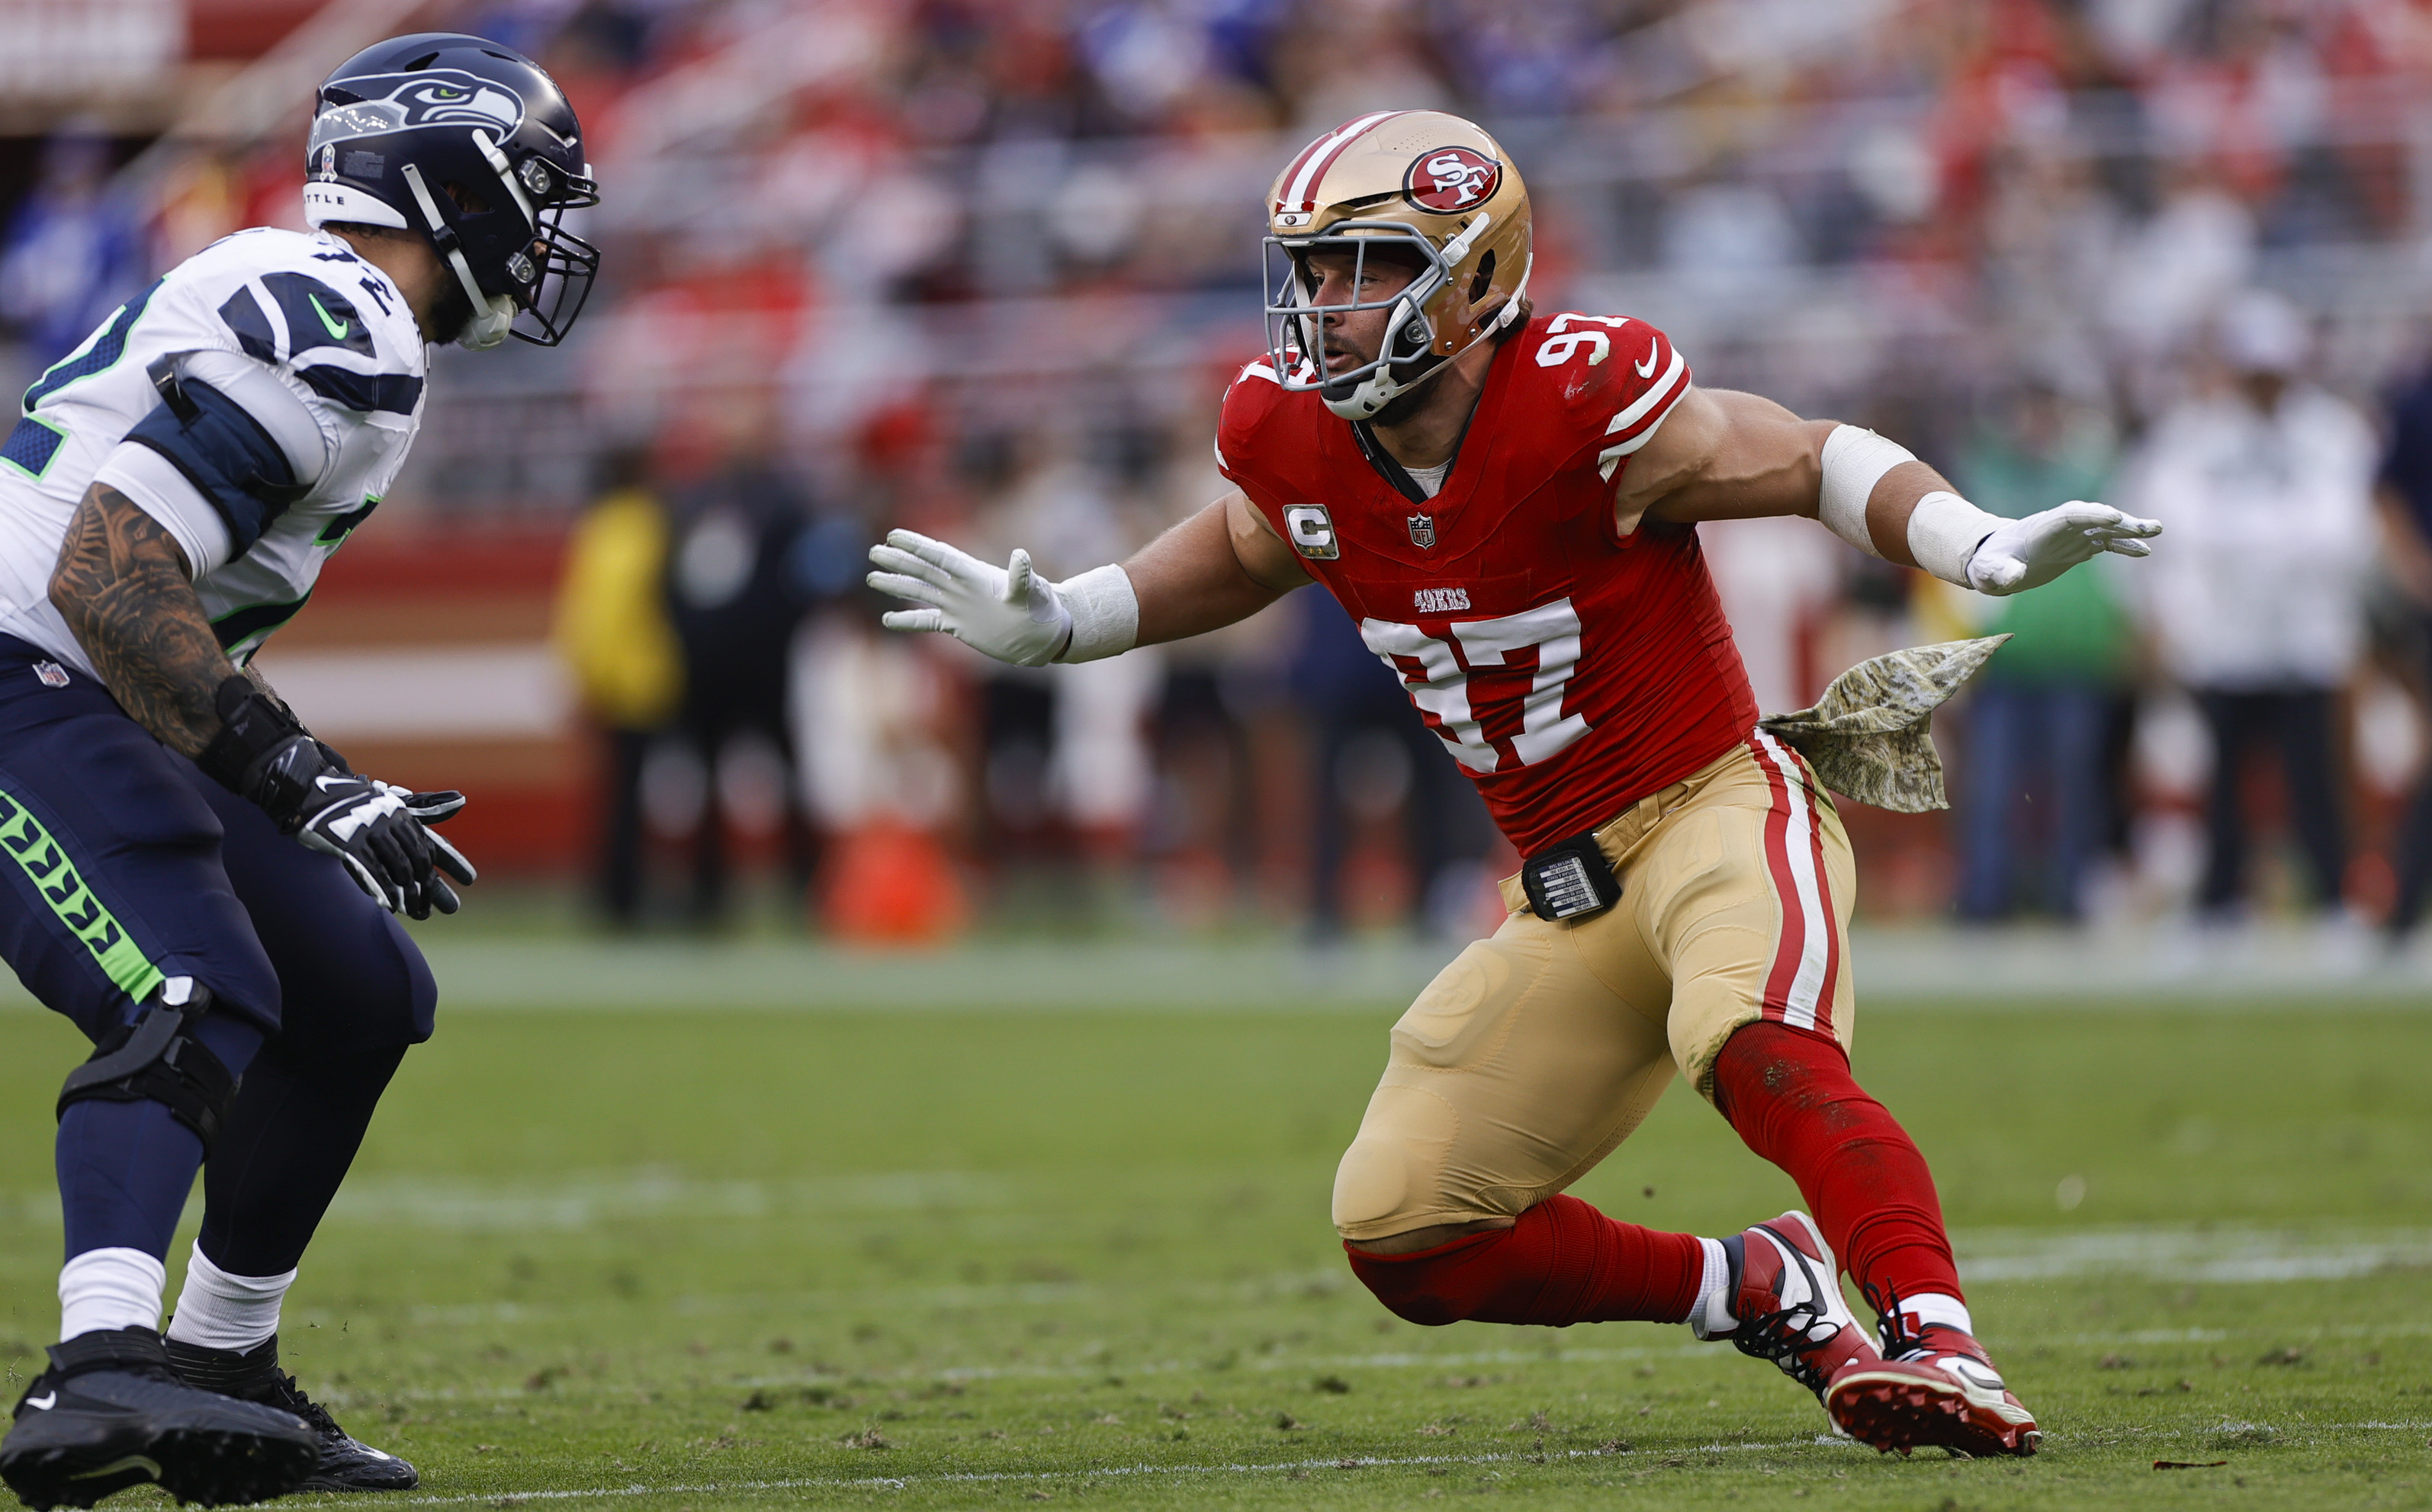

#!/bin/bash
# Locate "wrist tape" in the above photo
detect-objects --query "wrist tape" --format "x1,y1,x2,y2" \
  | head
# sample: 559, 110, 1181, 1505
1054, 564, 1140, 663
1906, 490, 2005, 587
1817, 425, 1916, 559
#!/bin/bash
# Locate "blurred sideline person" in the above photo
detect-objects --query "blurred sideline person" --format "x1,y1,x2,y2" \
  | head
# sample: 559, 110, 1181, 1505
551, 447, 682, 928
981, 432, 1164, 881
2132, 291, 2373, 935
0, 35, 600, 1507
1949, 381, 2131, 921
665, 397, 818, 925
872, 111, 2157, 1458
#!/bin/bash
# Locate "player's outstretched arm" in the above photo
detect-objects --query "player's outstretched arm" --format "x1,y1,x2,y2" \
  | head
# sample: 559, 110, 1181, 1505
1623, 386, 2159, 595
1129, 490, 1309, 645
49, 481, 473, 918
867, 489, 1308, 663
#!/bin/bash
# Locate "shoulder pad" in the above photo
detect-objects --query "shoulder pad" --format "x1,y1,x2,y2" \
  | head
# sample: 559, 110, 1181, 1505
1217, 358, 1303, 480
188, 233, 423, 416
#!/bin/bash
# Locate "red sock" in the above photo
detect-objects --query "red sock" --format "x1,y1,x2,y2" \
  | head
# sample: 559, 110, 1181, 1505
1345, 1193, 1705, 1327
1711, 1021, 1963, 1315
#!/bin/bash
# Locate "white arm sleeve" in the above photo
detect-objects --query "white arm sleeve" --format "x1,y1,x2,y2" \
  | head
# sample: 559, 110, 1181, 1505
91, 444, 234, 577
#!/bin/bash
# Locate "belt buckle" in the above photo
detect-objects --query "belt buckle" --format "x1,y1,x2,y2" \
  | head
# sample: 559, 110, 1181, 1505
1520, 832, 1622, 922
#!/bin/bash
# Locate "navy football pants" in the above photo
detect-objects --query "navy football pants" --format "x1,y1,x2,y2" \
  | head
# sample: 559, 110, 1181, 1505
0, 637, 435, 1274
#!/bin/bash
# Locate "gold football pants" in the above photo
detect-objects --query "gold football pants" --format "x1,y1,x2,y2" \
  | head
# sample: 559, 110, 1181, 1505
1332, 734, 1859, 1243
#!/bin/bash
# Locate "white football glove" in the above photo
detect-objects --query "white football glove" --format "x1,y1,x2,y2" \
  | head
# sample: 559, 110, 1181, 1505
866, 528, 1073, 666
1965, 501, 2161, 596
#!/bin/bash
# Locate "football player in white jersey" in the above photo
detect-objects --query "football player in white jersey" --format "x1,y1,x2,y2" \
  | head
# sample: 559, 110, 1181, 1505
0, 34, 599, 1509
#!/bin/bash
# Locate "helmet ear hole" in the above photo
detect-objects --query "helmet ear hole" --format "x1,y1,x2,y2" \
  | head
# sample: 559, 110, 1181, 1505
1469, 249, 1496, 305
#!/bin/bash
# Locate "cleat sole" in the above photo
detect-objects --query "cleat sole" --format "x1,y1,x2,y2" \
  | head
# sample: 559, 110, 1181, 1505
1826, 1368, 2040, 1459
3, 1423, 316, 1510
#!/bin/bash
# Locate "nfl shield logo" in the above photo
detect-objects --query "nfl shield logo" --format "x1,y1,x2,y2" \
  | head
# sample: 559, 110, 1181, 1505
1407, 512, 1436, 550
33, 662, 67, 689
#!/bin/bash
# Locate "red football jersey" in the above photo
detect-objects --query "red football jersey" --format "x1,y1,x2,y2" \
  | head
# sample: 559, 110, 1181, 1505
1217, 312, 1759, 856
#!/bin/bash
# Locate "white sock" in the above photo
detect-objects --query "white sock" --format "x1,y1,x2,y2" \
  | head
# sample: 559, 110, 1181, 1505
1685, 1236, 1731, 1334
165, 1243, 295, 1353
1894, 1290, 1973, 1343
59, 1247, 166, 1341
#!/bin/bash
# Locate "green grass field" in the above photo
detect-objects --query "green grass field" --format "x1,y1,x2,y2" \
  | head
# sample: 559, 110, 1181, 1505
2, 984, 2429, 1510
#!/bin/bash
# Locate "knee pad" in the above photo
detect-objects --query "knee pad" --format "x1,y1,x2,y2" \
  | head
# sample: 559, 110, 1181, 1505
57, 978, 239, 1151
1332, 1083, 1464, 1238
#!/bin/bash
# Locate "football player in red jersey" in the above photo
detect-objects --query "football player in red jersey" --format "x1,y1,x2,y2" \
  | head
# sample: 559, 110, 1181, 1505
869, 111, 2157, 1457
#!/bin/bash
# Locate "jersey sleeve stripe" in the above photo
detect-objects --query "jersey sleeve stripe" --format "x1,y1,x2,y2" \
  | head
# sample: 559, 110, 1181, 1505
218, 287, 281, 364
294, 366, 422, 416
1602, 345, 1686, 437
1595, 361, 1691, 481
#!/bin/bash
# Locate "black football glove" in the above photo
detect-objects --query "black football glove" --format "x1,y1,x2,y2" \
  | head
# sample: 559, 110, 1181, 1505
197, 677, 477, 919
375, 780, 478, 908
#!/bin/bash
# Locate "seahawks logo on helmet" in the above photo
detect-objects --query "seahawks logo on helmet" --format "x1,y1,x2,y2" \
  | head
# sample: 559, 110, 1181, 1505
309, 69, 525, 154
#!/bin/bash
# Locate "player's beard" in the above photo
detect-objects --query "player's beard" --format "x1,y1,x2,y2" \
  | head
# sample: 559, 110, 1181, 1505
426, 278, 478, 347
1368, 356, 1450, 428
1322, 337, 1447, 429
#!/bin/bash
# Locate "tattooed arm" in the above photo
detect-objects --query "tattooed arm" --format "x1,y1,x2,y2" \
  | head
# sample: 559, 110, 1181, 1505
47, 481, 238, 757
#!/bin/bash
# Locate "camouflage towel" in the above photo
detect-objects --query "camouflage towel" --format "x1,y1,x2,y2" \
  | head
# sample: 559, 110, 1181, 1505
1755, 636, 2010, 814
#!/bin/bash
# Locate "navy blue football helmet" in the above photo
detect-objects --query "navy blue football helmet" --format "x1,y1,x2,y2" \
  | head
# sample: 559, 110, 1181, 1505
304, 33, 600, 348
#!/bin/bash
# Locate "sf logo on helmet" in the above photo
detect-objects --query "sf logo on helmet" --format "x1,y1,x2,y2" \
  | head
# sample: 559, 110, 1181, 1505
1405, 146, 1501, 213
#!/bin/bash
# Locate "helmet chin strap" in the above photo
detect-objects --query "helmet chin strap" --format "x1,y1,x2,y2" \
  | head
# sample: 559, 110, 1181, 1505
400, 162, 515, 350
1323, 292, 1440, 421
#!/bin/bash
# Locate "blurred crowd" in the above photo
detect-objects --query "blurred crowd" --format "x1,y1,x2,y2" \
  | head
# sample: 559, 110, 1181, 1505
11, 0, 2432, 943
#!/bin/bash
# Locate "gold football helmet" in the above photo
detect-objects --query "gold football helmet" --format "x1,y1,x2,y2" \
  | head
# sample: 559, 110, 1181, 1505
1263, 110, 1533, 420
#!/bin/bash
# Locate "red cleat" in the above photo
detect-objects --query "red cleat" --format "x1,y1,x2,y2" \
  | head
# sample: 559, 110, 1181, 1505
1826, 1322, 2041, 1457
1691, 1212, 1882, 1408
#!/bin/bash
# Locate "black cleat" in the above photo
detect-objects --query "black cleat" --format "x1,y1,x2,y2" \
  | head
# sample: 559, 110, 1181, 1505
165, 1335, 417, 1493
0, 1327, 315, 1509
